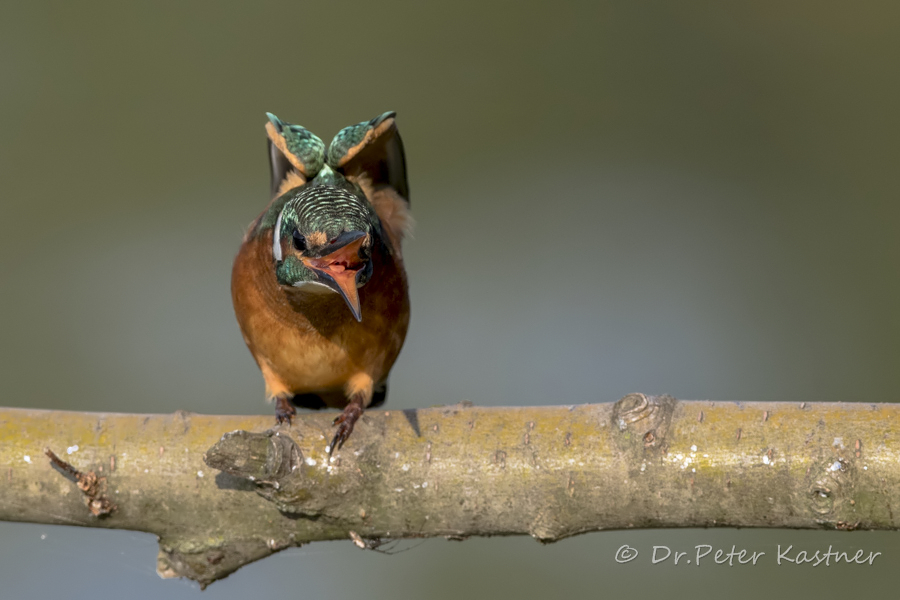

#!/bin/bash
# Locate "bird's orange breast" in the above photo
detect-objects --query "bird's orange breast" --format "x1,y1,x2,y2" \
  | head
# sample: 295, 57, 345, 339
231, 232, 409, 406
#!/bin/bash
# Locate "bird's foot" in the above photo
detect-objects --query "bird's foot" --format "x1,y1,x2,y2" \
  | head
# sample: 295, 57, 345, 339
329, 402, 363, 454
275, 396, 296, 425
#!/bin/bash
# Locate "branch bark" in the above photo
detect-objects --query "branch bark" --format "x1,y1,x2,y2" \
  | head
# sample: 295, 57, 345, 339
2, 395, 898, 587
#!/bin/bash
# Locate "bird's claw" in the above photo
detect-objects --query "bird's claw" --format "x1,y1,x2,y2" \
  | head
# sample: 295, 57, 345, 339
329, 404, 362, 454
274, 396, 296, 425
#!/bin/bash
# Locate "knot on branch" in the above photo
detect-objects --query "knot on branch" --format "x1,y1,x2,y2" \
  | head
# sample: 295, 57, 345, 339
204, 429, 300, 482
203, 429, 358, 517
611, 393, 677, 455
803, 437, 859, 525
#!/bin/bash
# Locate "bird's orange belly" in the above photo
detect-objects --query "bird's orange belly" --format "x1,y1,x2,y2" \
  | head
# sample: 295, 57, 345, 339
245, 316, 356, 397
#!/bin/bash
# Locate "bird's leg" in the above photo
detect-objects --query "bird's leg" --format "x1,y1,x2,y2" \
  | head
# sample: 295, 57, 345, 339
329, 397, 363, 454
274, 395, 296, 425
262, 364, 296, 425
329, 373, 374, 454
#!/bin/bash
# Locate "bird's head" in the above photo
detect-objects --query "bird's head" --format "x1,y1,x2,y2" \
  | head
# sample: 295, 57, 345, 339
262, 110, 409, 322
272, 166, 378, 322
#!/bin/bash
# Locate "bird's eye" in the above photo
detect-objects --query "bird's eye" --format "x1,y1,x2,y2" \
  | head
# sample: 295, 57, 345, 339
292, 230, 307, 251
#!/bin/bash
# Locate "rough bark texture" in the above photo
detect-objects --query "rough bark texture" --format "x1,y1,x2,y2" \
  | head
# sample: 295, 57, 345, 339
1, 395, 898, 587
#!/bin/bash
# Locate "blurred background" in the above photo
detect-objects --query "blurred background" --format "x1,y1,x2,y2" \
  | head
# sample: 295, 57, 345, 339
2, 1, 899, 598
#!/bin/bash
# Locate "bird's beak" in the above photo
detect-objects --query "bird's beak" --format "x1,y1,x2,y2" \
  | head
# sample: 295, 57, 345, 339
301, 231, 368, 321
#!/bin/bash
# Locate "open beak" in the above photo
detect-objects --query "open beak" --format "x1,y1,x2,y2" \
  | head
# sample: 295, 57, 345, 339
301, 231, 368, 321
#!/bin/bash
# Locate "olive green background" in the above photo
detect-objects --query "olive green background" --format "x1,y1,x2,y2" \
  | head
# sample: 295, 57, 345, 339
2, 1, 899, 598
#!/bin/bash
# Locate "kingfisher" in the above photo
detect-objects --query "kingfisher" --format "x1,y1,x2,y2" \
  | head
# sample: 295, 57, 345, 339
231, 111, 412, 452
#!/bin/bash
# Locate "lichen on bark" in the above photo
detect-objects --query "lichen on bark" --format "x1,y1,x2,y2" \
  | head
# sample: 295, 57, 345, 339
2, 395, 899, 587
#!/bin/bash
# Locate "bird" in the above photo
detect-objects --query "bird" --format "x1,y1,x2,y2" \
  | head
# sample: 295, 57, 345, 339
231, 111, 412, 453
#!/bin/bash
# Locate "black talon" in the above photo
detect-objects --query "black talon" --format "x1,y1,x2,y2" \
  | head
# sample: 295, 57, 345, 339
329, 402, 363, 454
274, 396, 296, 425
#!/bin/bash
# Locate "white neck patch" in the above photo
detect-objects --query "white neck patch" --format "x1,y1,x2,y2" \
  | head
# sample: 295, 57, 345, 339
272, 208, 285, 262
292, 280, 334, 293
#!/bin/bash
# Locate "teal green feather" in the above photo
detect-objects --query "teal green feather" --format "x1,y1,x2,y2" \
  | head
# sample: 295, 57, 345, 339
249, 113, 399, 275
279, 172, 378, 241
248, 194, 290, 240
249, 166, 387, 248
311, 164, 341, 187
327, 111, 396, 168
275, 255, 316, 287
266, 113, 325, 176
272, 177, 386, 286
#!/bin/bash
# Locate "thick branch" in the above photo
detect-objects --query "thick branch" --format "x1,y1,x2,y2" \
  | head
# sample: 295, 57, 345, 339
1, 396, 898, 587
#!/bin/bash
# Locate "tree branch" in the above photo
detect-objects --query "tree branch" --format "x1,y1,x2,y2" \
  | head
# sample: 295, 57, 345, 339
1, 395, 897, 587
